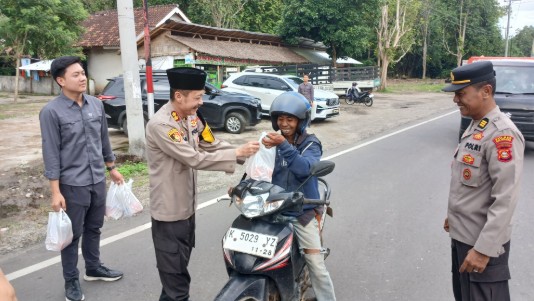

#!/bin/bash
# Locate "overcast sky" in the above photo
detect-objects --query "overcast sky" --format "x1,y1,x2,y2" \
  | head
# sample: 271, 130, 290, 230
499, 0, 534, 38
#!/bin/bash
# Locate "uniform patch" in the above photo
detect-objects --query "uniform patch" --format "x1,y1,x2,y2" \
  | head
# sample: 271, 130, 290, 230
493, 135, 514, 163
462, 154, 475, 165
493, 136, 513, 148
463, 168, 471, 180
473, 132, 484, 140
464, 143, 481, 152
167, 128, 182, 142
477, 118, 489, 130
171, 111, 180, 122
497, 149, 512, 162
201, 124, 215, 143
191, 117, 198, 128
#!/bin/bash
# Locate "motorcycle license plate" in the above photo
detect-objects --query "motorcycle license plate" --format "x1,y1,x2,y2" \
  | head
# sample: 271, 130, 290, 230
223, 228, 278, 259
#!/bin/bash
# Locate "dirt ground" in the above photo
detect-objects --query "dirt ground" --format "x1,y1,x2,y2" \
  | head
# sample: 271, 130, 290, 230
0, 90, 456, 254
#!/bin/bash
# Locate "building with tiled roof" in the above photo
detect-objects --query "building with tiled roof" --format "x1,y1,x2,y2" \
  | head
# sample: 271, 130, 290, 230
135, 21, 315, 88
79, 4, 189, 92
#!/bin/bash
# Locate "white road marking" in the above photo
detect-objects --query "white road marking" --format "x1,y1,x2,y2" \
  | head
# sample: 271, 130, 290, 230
6, 109, 458, 281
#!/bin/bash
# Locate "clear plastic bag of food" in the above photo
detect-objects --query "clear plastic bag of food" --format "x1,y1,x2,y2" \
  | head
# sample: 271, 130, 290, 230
245, 132, 276, 182
45, 208, 73, 251
105, 179, 143, 220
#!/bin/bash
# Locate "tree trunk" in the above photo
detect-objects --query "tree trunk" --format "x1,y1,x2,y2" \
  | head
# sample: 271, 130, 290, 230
379, 54, 389, 91
421, 2, 429, 79
14, 55, 20, 103
455, 0, 468, 67
332, 46, 337, 69
422, 35, 428, 79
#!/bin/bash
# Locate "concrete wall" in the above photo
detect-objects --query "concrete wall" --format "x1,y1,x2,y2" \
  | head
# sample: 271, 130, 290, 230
87, 48, 124, 93
0, 76, 61, 95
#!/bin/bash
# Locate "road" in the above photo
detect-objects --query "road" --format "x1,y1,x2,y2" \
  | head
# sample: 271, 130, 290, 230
3, 110, 534, 301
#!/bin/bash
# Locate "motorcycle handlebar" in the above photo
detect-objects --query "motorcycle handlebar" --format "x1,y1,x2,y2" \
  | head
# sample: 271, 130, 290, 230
303, 198, 330, 206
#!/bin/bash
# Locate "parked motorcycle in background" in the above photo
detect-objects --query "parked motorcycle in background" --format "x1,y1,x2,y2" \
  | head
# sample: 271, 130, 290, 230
214, 161, 335, 301
345, 89, 374, 106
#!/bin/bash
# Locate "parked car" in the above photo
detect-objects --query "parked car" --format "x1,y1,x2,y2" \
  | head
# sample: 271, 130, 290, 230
98, 72, 263, 135
459, 59, 534, 141
221, 72, 340, 120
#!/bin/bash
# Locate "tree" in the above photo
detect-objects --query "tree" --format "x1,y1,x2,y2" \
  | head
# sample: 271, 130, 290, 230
376, 0, 420, 90
441, 0, 503, 67
420, 0, 431, 79
510, 26, 534, 57
0, 0, 88, 102
237, 0, 283, 34
188, 0, 249, 28
279, 0, 378, 67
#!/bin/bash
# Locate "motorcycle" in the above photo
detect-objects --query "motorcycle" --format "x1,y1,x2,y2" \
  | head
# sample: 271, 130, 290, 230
345, 90, 374, 106
214, 160, 335, 301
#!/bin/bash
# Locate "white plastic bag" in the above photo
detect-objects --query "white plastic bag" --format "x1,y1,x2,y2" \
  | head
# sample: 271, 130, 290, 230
245, 132, 276, 182
45, 208, 73, 251
105, 179, 143, 220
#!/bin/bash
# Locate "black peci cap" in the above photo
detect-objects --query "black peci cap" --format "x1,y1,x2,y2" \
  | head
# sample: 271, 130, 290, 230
50, 56, 82, 79
442, 61, 495, 92
166, 67, 207, 90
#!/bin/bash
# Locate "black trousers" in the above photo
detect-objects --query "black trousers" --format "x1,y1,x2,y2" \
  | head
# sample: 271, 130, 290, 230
451, 239, 511, 301
59, 180, 107, 281
152, 215, 195, 301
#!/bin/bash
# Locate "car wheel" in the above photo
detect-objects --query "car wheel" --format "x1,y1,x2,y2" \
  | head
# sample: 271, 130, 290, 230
122, 118, 129, 137
121, 117, 147, 137
225, 112, 246, 134
364, 97, 373, 107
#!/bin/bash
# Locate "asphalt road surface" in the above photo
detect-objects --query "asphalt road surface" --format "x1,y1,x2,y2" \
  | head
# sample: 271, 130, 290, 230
4, 110, 534, 301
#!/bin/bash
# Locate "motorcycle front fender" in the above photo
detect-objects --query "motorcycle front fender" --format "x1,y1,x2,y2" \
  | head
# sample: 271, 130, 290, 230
214, 274, 273, 301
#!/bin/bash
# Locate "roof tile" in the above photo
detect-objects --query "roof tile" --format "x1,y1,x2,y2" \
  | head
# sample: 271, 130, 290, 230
78, 4, 179, 47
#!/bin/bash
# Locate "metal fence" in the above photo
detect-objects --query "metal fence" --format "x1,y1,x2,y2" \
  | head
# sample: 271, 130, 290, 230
256, 64, 379, 85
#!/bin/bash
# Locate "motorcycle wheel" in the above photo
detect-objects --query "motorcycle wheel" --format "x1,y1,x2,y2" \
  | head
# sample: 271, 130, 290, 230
364, 97, 373, 107
345, 97, 355, 105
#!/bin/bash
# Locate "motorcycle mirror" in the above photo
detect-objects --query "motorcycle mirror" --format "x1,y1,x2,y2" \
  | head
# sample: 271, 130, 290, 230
310, 160, 335, 177
294, 161, 336, 192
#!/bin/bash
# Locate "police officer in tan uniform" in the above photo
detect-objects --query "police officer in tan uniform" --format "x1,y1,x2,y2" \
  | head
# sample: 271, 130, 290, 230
442, 61, 525, 301
145, 67, 259, 301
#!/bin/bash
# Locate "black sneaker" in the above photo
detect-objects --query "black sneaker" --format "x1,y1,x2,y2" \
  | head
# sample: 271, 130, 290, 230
65, 279, 85, 301
83, 265, 123, 282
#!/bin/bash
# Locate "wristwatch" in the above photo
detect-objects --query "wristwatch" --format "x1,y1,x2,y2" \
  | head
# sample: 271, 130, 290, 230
106, 165, 116, 171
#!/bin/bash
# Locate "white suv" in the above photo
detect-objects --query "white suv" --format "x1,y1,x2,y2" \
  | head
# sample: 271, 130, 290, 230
222, 73, 340, 120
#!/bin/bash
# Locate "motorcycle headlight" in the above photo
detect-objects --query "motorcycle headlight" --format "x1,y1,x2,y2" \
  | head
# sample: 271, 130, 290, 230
233, 192, 284, 218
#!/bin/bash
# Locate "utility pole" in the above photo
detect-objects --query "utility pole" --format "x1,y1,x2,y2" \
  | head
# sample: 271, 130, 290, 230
142, 0, 155, 119
504, 0, 519, 57
117, 0, 146, 157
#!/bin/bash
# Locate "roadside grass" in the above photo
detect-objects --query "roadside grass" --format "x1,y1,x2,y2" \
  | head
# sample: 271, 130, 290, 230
114, 160, 148, 179
381, 79, 446, 93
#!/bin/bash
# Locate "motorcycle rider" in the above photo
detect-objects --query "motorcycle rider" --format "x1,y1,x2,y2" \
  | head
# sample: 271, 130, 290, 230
262, 91, 336, 301
346, 82, 361, 100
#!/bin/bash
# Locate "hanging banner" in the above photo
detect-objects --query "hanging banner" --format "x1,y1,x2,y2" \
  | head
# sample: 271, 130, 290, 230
195, 54, 276, 66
